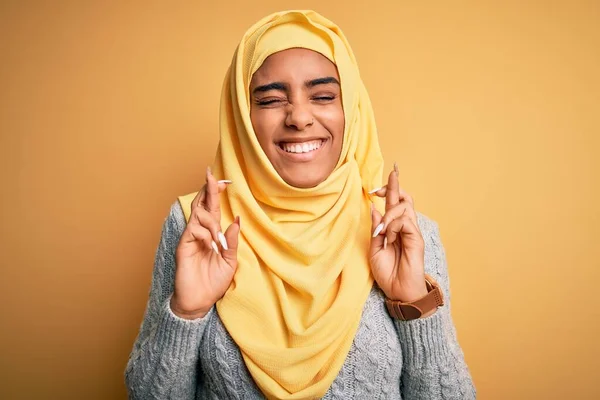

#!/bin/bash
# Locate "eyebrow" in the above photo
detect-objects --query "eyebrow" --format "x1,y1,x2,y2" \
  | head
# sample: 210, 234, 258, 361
252, 82, 287, 94
306, 76, 340, 88
252, 76, 340, 95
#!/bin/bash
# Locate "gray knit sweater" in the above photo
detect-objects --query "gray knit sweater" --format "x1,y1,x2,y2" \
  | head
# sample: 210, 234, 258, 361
125, 201, 475, 399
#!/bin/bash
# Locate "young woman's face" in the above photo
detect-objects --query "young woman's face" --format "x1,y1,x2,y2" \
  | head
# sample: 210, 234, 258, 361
250, 48, 344, 188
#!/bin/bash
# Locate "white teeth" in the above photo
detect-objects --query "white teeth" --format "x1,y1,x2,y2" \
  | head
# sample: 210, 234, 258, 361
281, 140, 324, 154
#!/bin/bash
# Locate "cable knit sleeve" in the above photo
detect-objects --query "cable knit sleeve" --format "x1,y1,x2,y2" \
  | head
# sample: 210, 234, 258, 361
395, 214, 476, 399
125, 202, 212, 400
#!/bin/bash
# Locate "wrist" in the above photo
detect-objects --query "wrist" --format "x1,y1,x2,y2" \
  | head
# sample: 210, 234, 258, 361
169, 296, 211, 320
389, 281, 428, 303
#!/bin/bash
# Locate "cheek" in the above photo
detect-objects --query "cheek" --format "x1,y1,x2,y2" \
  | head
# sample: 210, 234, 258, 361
330, 108, 345, 163
319, 106, 345, 149
250, 110, 279, 150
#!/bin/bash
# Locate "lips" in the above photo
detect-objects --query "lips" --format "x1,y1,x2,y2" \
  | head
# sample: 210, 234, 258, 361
278, 139, 325, 154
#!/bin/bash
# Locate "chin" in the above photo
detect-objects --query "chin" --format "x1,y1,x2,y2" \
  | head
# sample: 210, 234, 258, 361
280, 169, 328, 188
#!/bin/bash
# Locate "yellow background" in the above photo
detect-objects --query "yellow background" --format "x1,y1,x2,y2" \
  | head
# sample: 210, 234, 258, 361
1, 1, 598, 399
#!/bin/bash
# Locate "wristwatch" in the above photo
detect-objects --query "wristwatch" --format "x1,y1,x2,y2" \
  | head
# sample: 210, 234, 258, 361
385, 274, 444, 320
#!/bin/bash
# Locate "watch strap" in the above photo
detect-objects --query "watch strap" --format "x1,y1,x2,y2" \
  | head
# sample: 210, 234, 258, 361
385, 274, 444, 320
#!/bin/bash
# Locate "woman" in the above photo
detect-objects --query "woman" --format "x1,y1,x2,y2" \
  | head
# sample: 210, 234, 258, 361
125, 10, 475, 400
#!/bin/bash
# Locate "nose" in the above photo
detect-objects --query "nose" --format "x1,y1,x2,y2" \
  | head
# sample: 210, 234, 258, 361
285, 103, 314, 131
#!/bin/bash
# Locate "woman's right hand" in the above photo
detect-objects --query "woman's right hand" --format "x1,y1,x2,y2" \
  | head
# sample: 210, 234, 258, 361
170, 167, 240, 320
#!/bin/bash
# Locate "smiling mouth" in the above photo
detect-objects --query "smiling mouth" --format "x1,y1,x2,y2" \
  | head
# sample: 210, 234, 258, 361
277, 139, 326, 154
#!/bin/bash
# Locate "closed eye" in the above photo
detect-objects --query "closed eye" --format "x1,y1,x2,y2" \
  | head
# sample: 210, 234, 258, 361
312, 95, 336, 102
255, 98, 286, 106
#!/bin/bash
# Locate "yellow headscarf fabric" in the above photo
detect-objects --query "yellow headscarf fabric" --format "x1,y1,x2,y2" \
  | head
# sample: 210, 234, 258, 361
179, 10, 384, 399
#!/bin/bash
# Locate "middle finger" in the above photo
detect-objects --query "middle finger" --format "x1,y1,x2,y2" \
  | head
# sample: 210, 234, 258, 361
204, 167, 221, 221
192, 186, 207, 210
370, 186, 414, 208
380, 201, 418, 234
385, 163, 400, 210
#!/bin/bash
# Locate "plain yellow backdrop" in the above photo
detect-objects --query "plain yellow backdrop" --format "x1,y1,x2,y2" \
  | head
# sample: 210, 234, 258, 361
1, 1, 598, 399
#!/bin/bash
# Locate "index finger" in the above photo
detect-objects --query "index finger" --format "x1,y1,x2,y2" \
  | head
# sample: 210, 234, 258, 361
204, 166, 221, 222
386, 162, 400, 210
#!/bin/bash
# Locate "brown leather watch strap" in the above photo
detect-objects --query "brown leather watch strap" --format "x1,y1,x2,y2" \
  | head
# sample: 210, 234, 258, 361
385, 274, 444, 320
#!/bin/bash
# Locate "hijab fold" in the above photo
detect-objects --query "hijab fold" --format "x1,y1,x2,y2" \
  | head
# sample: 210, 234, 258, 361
179, 10, 384, 399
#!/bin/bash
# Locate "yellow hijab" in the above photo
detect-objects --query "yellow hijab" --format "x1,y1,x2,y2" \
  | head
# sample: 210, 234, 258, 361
179, 10, 384, 399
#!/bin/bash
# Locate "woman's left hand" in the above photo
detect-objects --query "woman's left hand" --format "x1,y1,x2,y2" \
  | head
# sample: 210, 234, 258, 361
369, 164, 428, 303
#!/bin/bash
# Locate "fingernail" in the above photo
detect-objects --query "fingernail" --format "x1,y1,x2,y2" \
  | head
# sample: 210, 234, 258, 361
211, 240, 219, 254
383, 236, 388, 250
217, 232, 229, 250
372, 222, 384, 238
393, 162, 399, 175
207, 166, 213, 176
368, 186, 383, 194
217, 180, 232, 184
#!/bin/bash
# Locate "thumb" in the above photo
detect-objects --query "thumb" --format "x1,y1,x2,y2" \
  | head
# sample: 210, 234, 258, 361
221, 216, 241, 267
370, 203, 384, 257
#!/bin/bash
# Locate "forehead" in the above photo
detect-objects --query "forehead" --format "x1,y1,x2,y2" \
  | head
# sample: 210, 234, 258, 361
250, 48, 339, 85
